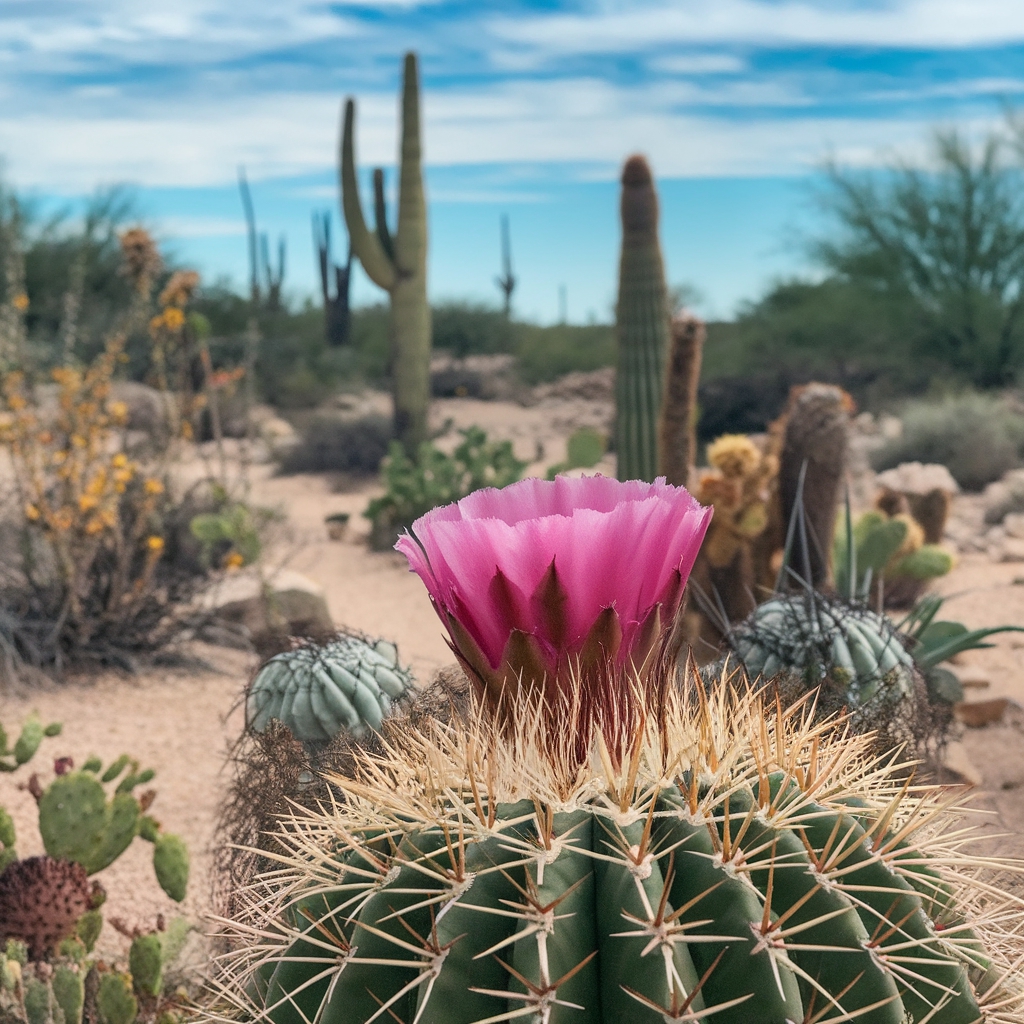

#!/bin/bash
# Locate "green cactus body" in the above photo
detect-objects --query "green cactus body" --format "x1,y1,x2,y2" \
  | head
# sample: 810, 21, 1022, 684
615, 155, 669, 483
223, 681, 1016, 1024
152, 835, 189, 903
96, 974, 137, 1024
730, 594, 916, 706
128, 934, 163, 999
247, 635, 412, 747
75, 912, 103, 954
52, 967, 84, 1024
0, 807, 15, 872
23, 977, 57, 1024
38, 774, 137, 874
13, 717, 44, 766
892, 543, 954, 580
341, 52, 430, 455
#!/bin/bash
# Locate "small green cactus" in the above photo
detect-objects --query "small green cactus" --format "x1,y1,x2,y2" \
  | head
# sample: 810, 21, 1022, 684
96, 974, 137, 1024
151, 836, 188, 904
52, 966, 84, 1024
35, 759, 187, 903
248, 634, 414, 748
74, 913, 102, 956
22, 977, 56, 1024
128, 935, 163, 999
0, 807, 16, 873
0, 716, 61, 773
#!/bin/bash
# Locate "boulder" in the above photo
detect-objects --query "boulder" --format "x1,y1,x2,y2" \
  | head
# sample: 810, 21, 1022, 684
203, 568, 333, 639
875, 461, 960, 495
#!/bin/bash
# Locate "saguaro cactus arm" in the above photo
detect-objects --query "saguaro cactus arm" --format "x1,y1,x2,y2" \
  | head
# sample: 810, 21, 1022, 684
340, 99, 397, 291
372, 169, 395, 261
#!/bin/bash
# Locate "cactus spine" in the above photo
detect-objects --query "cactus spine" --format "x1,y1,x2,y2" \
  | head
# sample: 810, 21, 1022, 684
615, 155, 669, 482
341, 52, 430, 454
215, 680, 1023, 1024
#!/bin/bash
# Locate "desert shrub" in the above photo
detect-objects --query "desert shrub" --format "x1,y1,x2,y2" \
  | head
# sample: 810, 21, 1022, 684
364, 427, 526, 549
0, 229, 255, 679
278, 413, 393, 475
432, 302, 517, 357
545, 427, 607, 479
515, 322, 615, 384
872, 392, 1024, 491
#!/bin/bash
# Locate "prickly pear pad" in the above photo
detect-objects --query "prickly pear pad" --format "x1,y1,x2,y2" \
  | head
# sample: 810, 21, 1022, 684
210, 674, 1024, 1024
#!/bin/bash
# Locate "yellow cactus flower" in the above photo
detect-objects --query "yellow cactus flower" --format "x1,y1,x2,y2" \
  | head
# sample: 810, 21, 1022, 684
144, 478, 164, 495
112, 453, 129, 468
162, 306, 186, 330
224, 550, 245, 570
147, 535, 165, 552
78, 494, 98, 512
108, 400, 128, 423
707, 434, 762, 480
24, 503, 40, 521
12, 293, 28, 312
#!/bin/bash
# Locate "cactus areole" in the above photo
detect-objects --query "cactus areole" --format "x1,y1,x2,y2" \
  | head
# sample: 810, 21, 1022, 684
341, 52, 430, 455
218, 478, 1024, 1024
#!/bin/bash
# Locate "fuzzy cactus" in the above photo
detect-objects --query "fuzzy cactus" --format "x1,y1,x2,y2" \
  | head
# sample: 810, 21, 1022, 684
776, 383, 853, 589
0, 857, 91, 960
658, 313, 705, 488
247, 634, 413, 747
615, 155, 669, 482
341, 52, 430, 454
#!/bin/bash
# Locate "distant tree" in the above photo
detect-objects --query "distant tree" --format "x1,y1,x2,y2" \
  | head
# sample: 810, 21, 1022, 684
813, 128, 1024, 387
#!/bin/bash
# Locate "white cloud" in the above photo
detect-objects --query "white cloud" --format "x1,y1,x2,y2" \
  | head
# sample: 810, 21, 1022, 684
0, 75, 996, 192
648, 53, 748, 75
490, 0, 1024, 54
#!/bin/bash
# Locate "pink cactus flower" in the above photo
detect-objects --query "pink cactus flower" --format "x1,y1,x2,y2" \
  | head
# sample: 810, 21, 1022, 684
396, 475, 711, 728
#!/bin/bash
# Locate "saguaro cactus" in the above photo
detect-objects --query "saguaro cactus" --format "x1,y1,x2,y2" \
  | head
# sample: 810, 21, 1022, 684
615, 155, 669, 482
341, 52, 430, 454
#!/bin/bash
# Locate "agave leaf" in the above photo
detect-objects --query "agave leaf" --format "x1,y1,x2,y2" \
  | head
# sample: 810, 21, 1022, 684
915, 624, 1024, 671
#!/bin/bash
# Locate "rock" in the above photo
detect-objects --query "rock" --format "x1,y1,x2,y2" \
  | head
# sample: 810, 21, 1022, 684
938, 740, 983, 787
952, 666, 991, 689
203, 568, 333, 638
525, 367, 615, 405
1004, 512, 1024, 539
430, 354, 520, 401
955, 698, 1019, 728
983, 469, 1024, 525
1000, 537, 1024, 562
875, 461, 959, 495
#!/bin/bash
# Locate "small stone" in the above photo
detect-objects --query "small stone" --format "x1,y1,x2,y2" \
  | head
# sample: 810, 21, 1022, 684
1005, 513, 1024, 539
953, 666, 991, 689
955, 698, 1014, 728
1001, 538, 1024, 562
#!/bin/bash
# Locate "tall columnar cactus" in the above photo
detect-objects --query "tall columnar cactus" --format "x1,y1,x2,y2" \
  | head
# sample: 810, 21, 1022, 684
615, 155, 669, 482
658, 313, 704, 488
341, 51, 430, 454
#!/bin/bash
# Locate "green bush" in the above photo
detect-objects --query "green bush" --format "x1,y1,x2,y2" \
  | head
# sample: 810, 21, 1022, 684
364, 427, 526, 549
872, 392, 1024, 491
516, 323, 615, 384
278, 414, 393, 475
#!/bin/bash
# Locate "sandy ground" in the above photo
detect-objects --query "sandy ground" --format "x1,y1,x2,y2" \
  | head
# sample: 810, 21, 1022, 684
2, 392, 1024, 961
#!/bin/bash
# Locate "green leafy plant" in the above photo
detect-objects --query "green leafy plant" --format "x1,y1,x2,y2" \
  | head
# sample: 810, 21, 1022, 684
188, 484, 266, 570
545, 427, 606, 479
364, 427, 526, 549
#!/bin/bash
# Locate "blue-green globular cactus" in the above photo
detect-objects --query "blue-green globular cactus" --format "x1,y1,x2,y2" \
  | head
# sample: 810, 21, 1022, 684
247, 634, 413, 747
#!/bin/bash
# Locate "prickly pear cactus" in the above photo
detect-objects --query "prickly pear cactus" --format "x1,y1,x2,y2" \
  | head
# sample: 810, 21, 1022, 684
217, 681, 1024, 1024
730, 593, 917, 706
0, 715, 62, 774
247, 634, 412, 746
0, 857, 91, 960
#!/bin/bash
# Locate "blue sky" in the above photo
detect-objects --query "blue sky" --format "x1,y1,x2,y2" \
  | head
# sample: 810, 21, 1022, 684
4, 1, 1024, 322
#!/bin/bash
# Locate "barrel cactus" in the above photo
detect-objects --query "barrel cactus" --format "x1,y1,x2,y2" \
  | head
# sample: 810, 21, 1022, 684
730, 593, 917, 705
212, 477, 1023, 1024
246, 634, 413, 747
